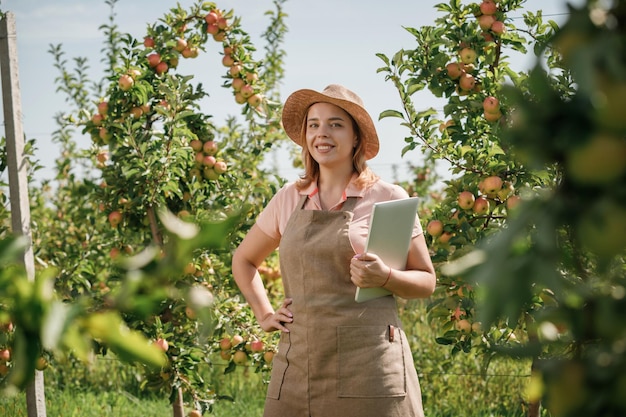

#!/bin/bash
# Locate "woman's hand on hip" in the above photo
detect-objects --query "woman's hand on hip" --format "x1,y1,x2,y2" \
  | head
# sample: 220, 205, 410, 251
260, 298, 293, 333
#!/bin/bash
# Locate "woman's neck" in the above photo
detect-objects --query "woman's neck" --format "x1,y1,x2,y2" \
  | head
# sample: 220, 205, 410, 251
317, 165, 355, 210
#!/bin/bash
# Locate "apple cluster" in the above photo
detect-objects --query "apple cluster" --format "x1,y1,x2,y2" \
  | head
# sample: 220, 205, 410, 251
217, 334, 274, 366
426, 175, 521, 244
476, 0, 506, 39
445, 46, 480, 95
140, 7, 264, 112
188, 138, 228, 182
482, 95, 502, 122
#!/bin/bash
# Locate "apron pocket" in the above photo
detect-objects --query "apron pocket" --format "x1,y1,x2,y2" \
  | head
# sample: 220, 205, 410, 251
266, 332, 291, 400
337, 325, 407, 398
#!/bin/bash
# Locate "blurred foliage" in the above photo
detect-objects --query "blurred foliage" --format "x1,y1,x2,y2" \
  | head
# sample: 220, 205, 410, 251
381, 0, 626, 416
1, 0, 290, 413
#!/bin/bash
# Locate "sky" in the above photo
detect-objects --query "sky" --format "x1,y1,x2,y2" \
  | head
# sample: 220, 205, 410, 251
0, 0, 582, 185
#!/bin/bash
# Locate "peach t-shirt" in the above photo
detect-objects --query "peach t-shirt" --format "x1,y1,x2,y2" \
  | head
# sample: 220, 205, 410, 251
256, 175, 423, 255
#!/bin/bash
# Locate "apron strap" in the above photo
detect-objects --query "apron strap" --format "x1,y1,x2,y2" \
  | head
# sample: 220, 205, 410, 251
297, 194, 359, 211
297, 194, 309, 210
342, 196, 358, 212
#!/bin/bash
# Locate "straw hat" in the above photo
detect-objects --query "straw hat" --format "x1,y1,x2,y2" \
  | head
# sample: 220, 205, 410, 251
281, 84, 380, 160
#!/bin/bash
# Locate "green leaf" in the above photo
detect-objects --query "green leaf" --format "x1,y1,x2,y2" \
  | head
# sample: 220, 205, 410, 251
379, 109, 404, 120
85, 312, 166, 369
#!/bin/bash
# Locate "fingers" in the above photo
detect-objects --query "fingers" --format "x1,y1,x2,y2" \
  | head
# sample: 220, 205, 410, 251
263, 298, 293, 333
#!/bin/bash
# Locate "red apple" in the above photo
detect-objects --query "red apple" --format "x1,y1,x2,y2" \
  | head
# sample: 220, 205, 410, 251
457, 191, 476, 210
459, 73, 476, 91
240, 84, 254, 99
108, 210, 122, 227
203, 140, 218, 155
130, 106, 143, 119
426, 220, 444, 237
229, 64, 242, 77
118, 74, 134, 91
455, 319, 472, 334
155, 61, 168, 75
263, 351, 274, 363
97, 101, 109, 115
205, 11, 219, 24
182, 47, 199, 59
446, 62, 463, 80
0, 348, 10, 362
478, 14, 496, 31
147, 53, 161, 68
147, 52, 161, 68
483, 96, 500, 113
459, 47, 477, 64
233, 350, 248, 365
472, 196, 490, 215
219, 337, 232, 351
190, 139, 203, 152
506, 195, 521, 211
245, 72, 259, 83
250, 340, 265, 352
231, 334, 244, 347
99, 127, 112, 143
234, 92, 246, 104
206, 23, 219, 35
484, 110, 502, 122
96, 151, 109, 164
91, 113, 104, 126
480, 0, 497, 15
143, 36, 155, 48
154, 338, 169, 352
491, 20, 506, 35
482, 176, 504, 195
481, 32, 495, 42
189, 410, 202, 417
175, 38, 187, 52
217, 17, 228, 30
232, 77, 245, 91
203, 155, 216, 168
247, 94, 263, 107
213, 160, 227, 174
438, 232, 454, 244
222, 54, 235, 67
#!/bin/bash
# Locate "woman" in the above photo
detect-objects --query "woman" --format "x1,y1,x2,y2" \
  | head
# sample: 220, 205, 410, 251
232, 84, 437, 417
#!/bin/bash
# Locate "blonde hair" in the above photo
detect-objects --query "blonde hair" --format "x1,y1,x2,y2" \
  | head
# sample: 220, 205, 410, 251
294, 113, 379, 191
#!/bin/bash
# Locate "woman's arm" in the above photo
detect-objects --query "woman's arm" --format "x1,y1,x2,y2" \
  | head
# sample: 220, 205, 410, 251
350, 233, 436, 299
232, 224, 293, 332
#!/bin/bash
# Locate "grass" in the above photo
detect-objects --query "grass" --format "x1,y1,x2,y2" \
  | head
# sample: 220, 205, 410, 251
0, 300, 543, 416
0, 389, 169, 417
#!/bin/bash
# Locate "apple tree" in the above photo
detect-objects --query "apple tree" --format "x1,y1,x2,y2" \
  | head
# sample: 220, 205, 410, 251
380, 0, 625, 415
2, 0, 289, 415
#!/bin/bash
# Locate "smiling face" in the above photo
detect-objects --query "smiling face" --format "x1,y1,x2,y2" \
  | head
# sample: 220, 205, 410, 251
305, 102, 358, 169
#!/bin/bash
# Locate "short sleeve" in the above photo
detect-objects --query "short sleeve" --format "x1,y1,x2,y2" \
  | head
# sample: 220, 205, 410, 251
255, 183, 300, 240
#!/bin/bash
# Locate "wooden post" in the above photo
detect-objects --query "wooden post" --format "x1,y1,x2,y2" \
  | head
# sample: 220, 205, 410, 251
0, 11, 47, 417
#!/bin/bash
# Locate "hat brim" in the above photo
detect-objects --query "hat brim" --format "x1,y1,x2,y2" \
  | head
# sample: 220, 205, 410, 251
281, 89, 380, 160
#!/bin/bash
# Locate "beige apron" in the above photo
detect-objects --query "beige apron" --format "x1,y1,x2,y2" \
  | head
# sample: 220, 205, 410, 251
264, 195, 424, 417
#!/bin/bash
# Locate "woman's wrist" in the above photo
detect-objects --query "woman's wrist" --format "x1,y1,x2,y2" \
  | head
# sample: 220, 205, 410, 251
381, 266, 392, 287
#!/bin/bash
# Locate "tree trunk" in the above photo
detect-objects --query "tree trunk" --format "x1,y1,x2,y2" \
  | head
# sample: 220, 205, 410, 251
173, 387, 185, 417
